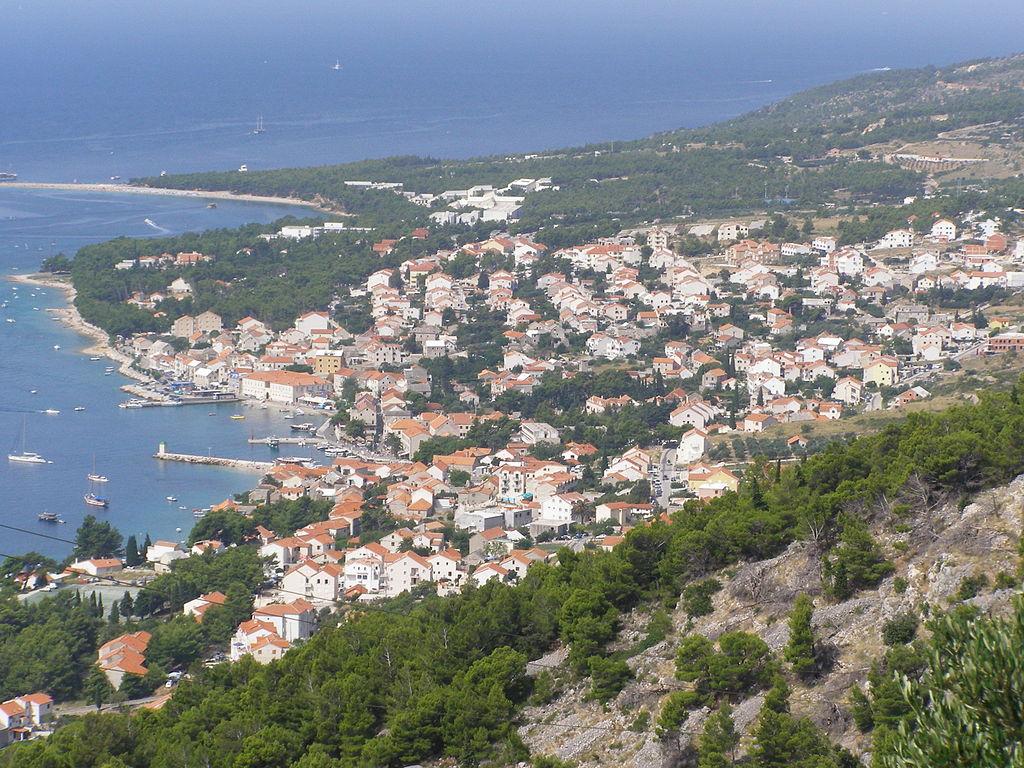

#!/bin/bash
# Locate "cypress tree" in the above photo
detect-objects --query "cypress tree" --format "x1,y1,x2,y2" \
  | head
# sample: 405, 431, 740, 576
125, 535, 140, 567
121, 591, 134, 617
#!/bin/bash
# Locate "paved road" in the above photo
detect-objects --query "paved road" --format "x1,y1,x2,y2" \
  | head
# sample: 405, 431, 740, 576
656, 447, 675, 508
53, 694, 161, 718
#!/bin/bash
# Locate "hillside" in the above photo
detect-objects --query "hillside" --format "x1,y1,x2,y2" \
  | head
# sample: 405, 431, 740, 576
136, 54, 1024, 231
518, 474, 1024, 767
7, 387, 1024, 767
655, 54, 1024, 157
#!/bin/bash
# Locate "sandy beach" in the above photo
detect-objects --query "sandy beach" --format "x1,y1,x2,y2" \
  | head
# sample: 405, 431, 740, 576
0, 181, 335, 214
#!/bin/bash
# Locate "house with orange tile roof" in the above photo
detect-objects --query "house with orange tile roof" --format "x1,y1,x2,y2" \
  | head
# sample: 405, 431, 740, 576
282, 559, 344, 603
229, 619, 288, 663
469, 562, 510, 586
97, 631, 151, 688
183, 591, 228, 622
252, 599, 317, 642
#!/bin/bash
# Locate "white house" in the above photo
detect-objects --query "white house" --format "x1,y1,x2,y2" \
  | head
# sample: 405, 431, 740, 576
930, 219, 957, 241
252, 599, 317, 643
282, 559, 343, 603
677, 428, 709, 464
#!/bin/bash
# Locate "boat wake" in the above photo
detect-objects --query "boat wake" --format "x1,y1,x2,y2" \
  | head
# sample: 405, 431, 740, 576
143, 218, 170, 233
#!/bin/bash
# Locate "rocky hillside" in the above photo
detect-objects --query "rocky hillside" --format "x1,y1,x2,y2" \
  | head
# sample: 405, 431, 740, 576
520, 475, 1024, 767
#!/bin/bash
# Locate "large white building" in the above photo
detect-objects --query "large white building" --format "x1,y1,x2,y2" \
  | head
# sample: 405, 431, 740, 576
240, 371, 328, 404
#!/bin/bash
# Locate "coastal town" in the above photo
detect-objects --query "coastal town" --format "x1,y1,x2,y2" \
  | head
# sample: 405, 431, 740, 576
4, 189, 1022, 729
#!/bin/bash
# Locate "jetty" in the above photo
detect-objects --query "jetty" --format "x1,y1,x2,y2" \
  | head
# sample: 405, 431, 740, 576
154, 443, 273, 471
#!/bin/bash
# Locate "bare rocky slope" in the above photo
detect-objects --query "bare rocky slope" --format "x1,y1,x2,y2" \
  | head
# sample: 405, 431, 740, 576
519, 475, 1024, 767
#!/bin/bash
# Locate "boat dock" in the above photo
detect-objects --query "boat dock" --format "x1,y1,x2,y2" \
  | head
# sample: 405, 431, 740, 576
248, 436, 323, 446
154, 443, 274, 471
122, 384, 177, 403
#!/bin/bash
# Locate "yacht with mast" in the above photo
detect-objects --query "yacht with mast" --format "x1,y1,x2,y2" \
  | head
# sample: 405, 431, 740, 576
8, 418, 49, 464
252, 115, 266, 135
87, 455, 108, 483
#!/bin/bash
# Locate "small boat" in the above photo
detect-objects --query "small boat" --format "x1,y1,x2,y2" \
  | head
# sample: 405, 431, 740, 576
84, 493, 109, 508
207, 202, 217, 209
252, 115, 266, 135
104, 371, 112, 376
166, 496, 178, 502
5, 318, 14, 323
238, 164, 248, 173
332, 59, 342, 71
89, 356, 101, 361
87, 473, 109, 483
178, 505, 187, 510
290, 422, 315, 432
230, 414, 246, 420
175, 527, 182, 533
42, 408, 60, 415
29, 389, 37, 394
74, 406, 86, 412
38, 512, 61, 523
104, 366, 115, 372
52, 345, 60, 350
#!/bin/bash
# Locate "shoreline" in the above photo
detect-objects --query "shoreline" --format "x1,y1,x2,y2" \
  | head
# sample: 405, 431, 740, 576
6, 273, 151, 382
0, 182, 333, 214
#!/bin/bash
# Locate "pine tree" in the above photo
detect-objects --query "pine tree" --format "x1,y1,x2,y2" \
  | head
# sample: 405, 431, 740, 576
698, 703, 738, 768
84, 666, 113, 711
763, 675, 790, 715
784, 594, 817, 680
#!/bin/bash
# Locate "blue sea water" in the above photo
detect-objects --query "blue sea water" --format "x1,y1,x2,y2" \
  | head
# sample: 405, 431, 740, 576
2, 0, 1023, 181
1, 0, 1023, 558
0, 190, 308, 558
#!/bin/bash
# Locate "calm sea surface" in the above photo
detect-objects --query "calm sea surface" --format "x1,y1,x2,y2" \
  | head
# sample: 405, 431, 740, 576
1, 0, 1023, 557
0, 190, 307, 557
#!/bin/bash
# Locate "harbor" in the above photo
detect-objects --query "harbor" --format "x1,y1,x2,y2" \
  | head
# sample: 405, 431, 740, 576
0, 187, 307, 558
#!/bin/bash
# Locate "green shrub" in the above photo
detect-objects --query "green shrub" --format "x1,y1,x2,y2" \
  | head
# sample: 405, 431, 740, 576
682, 578, 723, 618
587, 656, 633, 703
882, 612, 918, 646
955, 573, 989, 602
